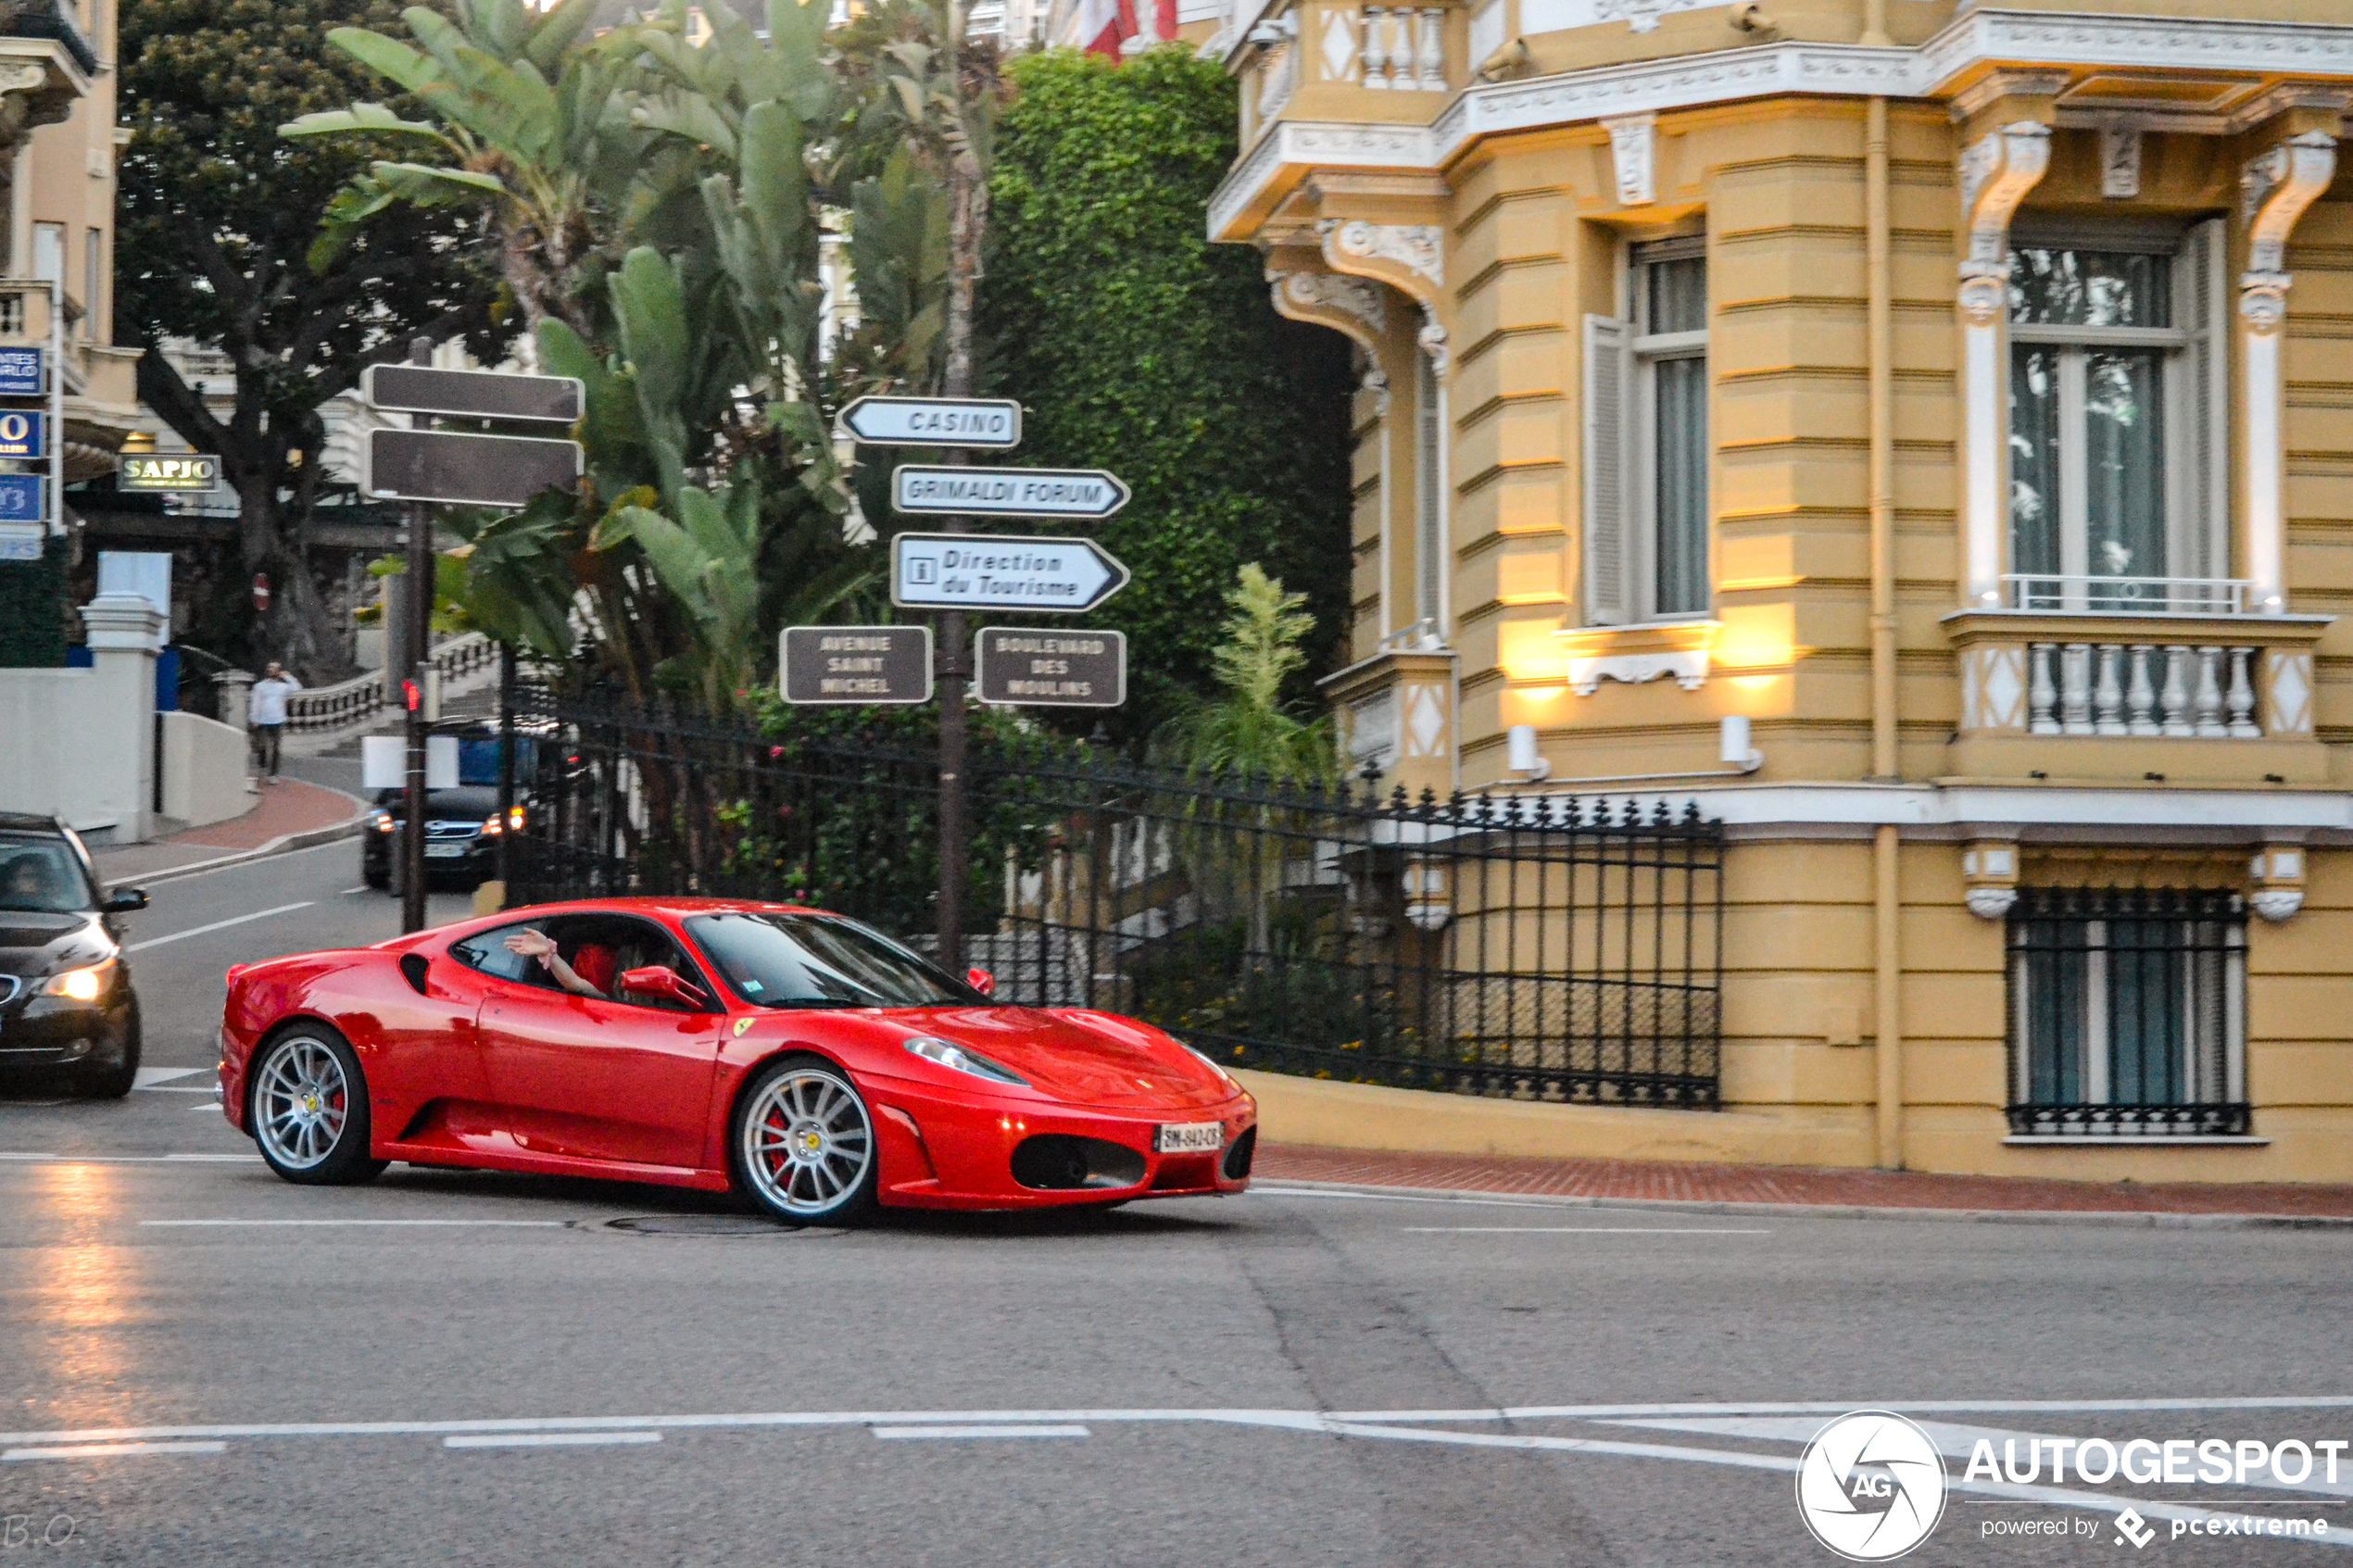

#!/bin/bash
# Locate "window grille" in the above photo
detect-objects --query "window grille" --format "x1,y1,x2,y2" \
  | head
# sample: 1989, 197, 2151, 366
2006, 885, 2247, 1137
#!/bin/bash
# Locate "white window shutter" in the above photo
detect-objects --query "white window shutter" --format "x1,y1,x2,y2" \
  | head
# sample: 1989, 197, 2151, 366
1582, 313, 1630, 625
2185, 218, 2230, 581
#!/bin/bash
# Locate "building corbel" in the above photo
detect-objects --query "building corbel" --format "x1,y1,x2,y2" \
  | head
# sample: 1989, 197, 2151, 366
2248, 842, 2307, 923
1962, 839, 2020, 921
2238, 129, 2338, 616
1602, 112, 1655, 207
1957, 119, 2050, 609
1317, 218, 1443, 303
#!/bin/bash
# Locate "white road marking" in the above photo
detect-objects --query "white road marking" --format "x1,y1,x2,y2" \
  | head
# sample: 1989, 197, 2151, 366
1399, 1226, 1770, 1235
1315, 1421, 2353, 1548
1604, 1413, 2353, 1502
5, 1441, 227, 1461
0, 1401, 2336, 1544
143, 1219, 567, 1228
126, 903, 314, 953
340, 886, 371, 896
132, 1068, 207, 1089
874, 1424, 1089, 1441
189, 1102, 226, 1110
14, 1394, 2353, 1449
444, 1432, 661, 1449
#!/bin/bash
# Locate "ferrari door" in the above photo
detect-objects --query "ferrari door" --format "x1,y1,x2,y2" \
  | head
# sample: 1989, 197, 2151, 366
474, 915, 725, 1170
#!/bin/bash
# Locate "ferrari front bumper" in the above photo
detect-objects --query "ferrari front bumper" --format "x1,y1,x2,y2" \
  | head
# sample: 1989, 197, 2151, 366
860, 1074, 1256, 1210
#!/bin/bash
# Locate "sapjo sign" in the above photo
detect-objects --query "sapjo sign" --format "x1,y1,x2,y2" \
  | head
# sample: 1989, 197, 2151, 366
119, 453, 222, 493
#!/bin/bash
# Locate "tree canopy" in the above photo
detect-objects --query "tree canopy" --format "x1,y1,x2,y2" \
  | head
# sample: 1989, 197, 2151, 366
981, 47, 1354, 739
117, 0, 506, 674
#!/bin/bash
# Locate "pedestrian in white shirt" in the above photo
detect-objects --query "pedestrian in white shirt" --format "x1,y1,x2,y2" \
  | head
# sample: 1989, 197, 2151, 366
248, 662, 302, 784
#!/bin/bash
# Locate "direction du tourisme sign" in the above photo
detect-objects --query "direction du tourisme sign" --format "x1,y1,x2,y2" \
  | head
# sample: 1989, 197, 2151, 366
891, 533, 1129, 614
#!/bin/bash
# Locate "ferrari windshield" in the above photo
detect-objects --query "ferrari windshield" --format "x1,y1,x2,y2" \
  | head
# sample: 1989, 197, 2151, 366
685, 911, 977, 1009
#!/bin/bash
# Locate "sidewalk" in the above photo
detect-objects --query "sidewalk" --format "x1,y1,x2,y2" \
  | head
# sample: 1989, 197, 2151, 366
92, 779, 367, 884
1255, 1142, 2353, 1222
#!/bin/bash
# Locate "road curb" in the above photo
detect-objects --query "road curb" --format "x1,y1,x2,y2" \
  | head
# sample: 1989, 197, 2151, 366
104, 797, 372, 890
1250, 1178, 2353, 1231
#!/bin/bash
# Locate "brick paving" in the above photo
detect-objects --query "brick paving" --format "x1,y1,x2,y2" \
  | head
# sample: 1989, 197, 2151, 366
1256, 1142, 2353, 1219
92, 779, 364, 883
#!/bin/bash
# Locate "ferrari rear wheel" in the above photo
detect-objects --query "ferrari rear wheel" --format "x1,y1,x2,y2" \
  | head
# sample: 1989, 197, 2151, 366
249, 1026, 385, 1186
733, 1059, 877, 1224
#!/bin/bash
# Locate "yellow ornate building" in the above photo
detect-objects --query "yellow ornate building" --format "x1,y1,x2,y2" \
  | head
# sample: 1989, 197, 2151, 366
1209, 0, 2353, 1177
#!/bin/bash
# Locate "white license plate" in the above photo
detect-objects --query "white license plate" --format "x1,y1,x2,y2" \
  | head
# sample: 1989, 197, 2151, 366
1155, 1122, 1224, 1154
424, 844, 469, 859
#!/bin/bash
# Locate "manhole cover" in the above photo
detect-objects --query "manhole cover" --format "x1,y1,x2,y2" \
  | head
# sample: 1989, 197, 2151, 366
595, 1215, 843, 1237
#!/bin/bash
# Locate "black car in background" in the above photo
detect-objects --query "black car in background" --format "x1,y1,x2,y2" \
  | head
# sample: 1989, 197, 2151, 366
360, 785, 514, 892
0, 815, 147, 1097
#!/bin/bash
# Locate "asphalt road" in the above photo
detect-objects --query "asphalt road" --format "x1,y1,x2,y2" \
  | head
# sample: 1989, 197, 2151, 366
3, 848, 2350, 1566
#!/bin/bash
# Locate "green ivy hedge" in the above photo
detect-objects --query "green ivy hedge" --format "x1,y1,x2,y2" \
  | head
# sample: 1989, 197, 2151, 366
982, 46, 1354, 742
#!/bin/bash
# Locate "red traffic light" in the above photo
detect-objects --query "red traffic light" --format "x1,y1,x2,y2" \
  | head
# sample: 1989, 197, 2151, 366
401, 679, 421, 712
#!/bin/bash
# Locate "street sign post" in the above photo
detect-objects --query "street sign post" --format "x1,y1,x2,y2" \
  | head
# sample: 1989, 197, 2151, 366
362, 364, 585, 423
0, 347, 41, 397
364, 428, 582, 508
780, 625, 935, 705
891, 532, 1130, 614
975, 627, 1126, 709
0, 410, 44, 459
837, 395, 1022, 450
891, 465, 1129, 521
118, 453, 221, 492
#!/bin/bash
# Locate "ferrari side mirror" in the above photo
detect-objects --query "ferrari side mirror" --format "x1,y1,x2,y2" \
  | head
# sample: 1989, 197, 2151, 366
106, 888, 148, 914
966, 967, 995, 997
619, 965, 711, 1010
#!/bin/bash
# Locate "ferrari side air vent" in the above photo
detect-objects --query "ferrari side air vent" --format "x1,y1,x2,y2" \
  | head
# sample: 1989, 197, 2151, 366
1221, 1126, 1256, 1181
1009, 1134, 1146, 1191
397, 953, 430, 996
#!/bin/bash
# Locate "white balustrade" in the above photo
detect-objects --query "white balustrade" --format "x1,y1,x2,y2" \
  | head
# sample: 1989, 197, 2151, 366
1352, 5, 1447, 91
2025, 643, 2262, 738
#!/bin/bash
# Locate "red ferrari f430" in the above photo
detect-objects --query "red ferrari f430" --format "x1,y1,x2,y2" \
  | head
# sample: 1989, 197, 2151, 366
216, 899, 1256, 1223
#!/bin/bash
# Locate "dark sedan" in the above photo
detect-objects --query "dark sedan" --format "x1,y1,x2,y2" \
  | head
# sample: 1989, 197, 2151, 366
0, 815, 146, 1097
361, 785, 515, 894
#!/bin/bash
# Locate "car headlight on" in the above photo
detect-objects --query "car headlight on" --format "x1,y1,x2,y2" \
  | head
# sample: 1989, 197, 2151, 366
372, 812, 395, 834
902, 1036, 1027, 1086
1179, 1041, 1239, 1088
479, 814, 502, 836
44, 958, 116, 1002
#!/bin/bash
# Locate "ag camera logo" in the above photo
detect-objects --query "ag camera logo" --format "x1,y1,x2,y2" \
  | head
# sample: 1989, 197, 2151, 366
1796, 1411, 1948, 1561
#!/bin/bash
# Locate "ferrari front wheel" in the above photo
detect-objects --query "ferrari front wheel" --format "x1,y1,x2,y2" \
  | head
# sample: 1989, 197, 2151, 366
732, 1059, 877, 1225
249, 1026, 385, 1185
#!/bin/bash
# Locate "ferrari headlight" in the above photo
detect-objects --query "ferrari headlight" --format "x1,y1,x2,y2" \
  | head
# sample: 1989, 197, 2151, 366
1179, 1041, 1239, 1088
44, 959, 115, 1002
902, 1036, 1027, 1086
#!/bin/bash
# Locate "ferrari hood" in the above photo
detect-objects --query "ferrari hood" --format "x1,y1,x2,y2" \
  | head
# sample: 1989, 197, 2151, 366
891, 1006, 1232, 1110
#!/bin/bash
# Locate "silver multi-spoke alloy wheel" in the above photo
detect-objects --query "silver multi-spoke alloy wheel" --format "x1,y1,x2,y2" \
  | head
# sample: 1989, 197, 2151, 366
741, 1067, 873, 1219
254, 1035, 351, 1171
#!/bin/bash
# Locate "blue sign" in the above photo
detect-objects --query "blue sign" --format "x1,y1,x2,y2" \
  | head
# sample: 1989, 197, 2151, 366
0, 347, 41, 397
0, 410, 41, 459
0, 474, 40, 523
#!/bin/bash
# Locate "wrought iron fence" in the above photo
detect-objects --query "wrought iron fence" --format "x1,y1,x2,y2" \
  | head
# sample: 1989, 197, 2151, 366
506, 696, 1724, 1107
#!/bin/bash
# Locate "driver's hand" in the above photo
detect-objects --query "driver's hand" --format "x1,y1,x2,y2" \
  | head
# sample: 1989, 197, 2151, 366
504, 929, 555, 960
